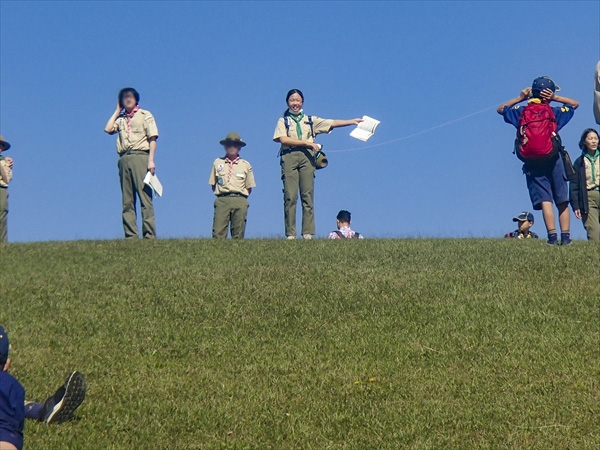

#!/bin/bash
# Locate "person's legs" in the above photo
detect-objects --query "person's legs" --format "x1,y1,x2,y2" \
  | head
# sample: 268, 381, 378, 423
230, 197, 249, 239
526, 163, 557, 243
118, 155, 139, 238
0, 188, 8, 244
130, 153, 156, 239
212, 197, 231, 239
298, 151, 316, 236
550, 157, 570, 243
583, 189, 600, 240
282, 153, 300, 237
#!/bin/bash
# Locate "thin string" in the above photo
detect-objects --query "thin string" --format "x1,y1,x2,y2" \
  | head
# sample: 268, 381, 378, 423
328, 105, 497, 153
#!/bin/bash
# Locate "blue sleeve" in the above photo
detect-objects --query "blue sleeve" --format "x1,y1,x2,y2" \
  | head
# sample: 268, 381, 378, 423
10, 381, 25, 434
553, 105, 575, 131
502, 105, 522, 128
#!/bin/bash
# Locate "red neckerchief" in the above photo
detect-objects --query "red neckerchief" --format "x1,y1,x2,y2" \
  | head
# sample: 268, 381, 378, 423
124, 105, 141, 135
225, 156, 240, 181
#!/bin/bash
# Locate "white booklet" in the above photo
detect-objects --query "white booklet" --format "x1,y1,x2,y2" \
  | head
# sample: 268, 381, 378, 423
350, 115, 381, 141
143, 172, 163, 197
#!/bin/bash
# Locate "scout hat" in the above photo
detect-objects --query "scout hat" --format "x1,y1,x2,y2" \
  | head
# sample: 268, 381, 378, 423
0, 326, 9, 365
0, 136, 11, 151
314, 150, 328, 169
219, 132, 246, 147
513, 211, 534, 223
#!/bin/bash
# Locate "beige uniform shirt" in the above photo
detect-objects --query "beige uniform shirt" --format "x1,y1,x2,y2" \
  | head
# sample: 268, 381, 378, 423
208, 157, 256, 197
0, 159, 12, 188
583, 155, 600, 190
273, 114, 333, 151
112, 108, 159, 154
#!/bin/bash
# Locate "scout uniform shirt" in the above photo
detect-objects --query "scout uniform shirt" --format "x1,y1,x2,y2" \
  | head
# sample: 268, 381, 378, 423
0, 159, 12, 188
209, 157, 256, 196
273, 114, 334, 151
583, 152, 600, 190
111, 108, 159, 154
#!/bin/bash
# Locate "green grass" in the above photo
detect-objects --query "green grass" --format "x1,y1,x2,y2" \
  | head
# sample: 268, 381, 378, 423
1, 239, 599, 449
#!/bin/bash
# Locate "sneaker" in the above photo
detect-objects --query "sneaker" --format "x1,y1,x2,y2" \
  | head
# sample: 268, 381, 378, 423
42, 371, 86, 424
302, 234, 313, 240
547, 233, 558, 246
561, 233, 572, 246
286, 236, 296, 240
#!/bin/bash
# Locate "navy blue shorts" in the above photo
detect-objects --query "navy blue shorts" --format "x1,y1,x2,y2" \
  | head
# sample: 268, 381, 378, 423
524, 156, 569, 210
0, 427, 23, 450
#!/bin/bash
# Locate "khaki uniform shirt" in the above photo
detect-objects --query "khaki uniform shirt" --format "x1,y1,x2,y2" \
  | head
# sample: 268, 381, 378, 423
583, 155, 600, 190
112, 108, 159, 154
273, 115, 333, 151
0, 159, 12, 188
208, 157, 256, 197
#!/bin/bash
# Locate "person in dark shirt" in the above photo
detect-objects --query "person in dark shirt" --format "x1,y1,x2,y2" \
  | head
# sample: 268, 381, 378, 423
505, 211, 539, 239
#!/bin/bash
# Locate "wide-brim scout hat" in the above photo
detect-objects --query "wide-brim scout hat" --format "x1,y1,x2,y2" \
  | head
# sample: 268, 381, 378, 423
315, 150, 328, 169
219, 132, 246, 147
0, 136, 11, 151
513, 211, 534, 223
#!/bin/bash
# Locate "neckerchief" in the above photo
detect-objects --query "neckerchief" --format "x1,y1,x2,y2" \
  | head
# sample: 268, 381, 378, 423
225, 156, 240, 182
584, 149, 600, 184
286, 109, 305, 140
124, 105, 141, 136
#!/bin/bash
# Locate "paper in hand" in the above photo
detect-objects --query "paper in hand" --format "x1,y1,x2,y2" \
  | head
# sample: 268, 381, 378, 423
350, 116, 381, 142
143, 172, 163, 197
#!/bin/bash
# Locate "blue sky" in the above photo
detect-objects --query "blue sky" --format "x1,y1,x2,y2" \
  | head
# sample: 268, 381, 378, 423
1, 1, 599, 241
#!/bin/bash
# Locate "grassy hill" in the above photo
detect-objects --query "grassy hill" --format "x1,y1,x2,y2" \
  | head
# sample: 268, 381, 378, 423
1, 239, 599, 449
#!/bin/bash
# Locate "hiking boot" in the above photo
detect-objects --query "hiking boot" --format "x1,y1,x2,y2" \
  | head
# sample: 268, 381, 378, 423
561, 233, 572, 246
302, 234, 313, 240
42, 371, 86, 424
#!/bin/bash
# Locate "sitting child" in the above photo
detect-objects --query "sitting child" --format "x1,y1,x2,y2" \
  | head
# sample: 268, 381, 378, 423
505, 211, 539, 239
328, 210, 364, 239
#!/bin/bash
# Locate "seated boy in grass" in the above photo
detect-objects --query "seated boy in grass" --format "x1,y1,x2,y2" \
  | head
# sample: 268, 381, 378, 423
327, 210, 364, 239
505, 211, 539, 239
497, 77, 579, 245
0, 326, 86, 450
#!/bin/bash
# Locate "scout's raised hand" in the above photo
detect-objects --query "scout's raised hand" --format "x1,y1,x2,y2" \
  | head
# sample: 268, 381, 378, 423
4, 157, 13, 169
519, 87, 532, 100
351, 118, 364, 125
540, 88, 556, 102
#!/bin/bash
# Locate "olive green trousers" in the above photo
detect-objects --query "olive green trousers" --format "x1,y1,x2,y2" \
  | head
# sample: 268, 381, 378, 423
583, 189, 600, 241
281, 150, 315, 237
0, 188, 8, 243
118, 152, 156, 239
212, 196, 249, 239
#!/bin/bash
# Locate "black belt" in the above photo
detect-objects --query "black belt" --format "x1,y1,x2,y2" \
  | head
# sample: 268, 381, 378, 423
217, 193, 247, 198
587, 186, 600, 191
120, 150, 149, 157
279, 147, 311, 156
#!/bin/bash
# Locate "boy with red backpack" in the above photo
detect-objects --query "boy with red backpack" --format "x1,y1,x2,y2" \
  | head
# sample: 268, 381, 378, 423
498, 77, 579, 245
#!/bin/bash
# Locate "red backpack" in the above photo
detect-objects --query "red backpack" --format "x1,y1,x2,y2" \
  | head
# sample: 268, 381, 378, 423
515, 102, 558, 163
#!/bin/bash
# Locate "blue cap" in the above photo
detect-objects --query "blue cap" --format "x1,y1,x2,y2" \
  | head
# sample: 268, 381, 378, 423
0, 326, 9, 364
531, 76, 560, 95
513, 211, 534, 223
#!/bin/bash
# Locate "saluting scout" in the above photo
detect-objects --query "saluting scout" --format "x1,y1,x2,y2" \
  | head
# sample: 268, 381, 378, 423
0, 135, 13, 244
273, 89, 362, 239
104, 88, 159, 239
209, 132, 256, 239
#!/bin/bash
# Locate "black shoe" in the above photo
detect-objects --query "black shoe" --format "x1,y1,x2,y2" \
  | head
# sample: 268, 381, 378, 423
42, 371, 86, 424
